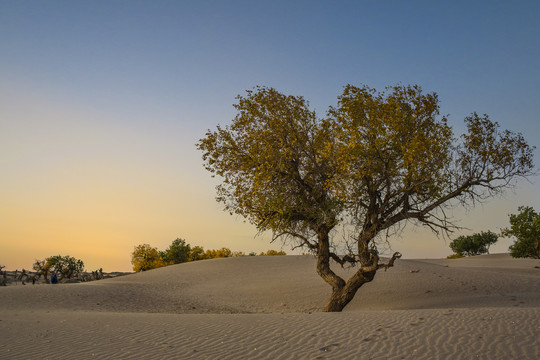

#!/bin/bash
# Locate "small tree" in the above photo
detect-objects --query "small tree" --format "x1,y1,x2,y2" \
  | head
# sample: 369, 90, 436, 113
501, 206, 540, 258
198, 85, 535, 312
449, 231, 498, 256
33, 255, 85, 282
160, 238, 191, 264
131, 244, 169, 272
188, 246, 206, 261
33, 259, 52, 283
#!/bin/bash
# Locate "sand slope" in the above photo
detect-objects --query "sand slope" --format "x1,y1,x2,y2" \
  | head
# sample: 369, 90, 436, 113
1, 254, 539, 359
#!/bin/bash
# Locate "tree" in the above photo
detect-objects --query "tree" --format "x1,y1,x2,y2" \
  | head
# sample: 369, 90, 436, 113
449, 231, 498, 256
33, 255, 85, 283
131, 244, 169, 272
501, 206, 540, 258
197, 85, 535, 312
160, 238, 191, 264
188, 246, 206, 261
33, 259, 53, 283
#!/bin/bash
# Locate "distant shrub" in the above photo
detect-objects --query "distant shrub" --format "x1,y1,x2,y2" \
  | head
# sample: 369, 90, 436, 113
33, 255, 85, 283
131, 244, 169, 272
33, 259, 53, 282
188, 246, 206, 261
449, 231, 498, 256
185, 246, 233, 261
205, 247, 233, 259
258, 250, 287, 256
131, 237, 279, 264
446, 253, 465, 259
160, 238, 191, 264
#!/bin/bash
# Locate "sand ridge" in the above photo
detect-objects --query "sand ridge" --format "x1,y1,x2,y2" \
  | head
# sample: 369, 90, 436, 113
1, 255, 538, 313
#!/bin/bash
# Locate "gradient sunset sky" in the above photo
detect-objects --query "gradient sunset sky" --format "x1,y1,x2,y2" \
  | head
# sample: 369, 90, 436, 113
1, 1, 539, 272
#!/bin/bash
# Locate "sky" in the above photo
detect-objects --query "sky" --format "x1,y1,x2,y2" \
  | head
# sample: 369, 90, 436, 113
1, 1, 539, 272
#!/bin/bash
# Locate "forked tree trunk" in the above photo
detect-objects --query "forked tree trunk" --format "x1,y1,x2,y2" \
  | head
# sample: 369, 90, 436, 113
315, 226, 391, 312
315, 228, 379, 312
324, 286, 357, 312
322, 269, 377, 312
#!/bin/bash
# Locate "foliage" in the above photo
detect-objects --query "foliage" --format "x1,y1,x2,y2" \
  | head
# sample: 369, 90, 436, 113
131, 244, 169, 272
501, 206, 540, 258
258, 250, 287, 256
204, 247, 233, 259
47, 255, 85, 280
33, 259, 52, 282
188, 246, 236, 261
33, 255, 85, 282
188, 246, 206, 261
446, 253, 465, 259
449, 231, 499, 256
132, 237, 290, 267
160, 238, 191, 264
198, 84, 535, 312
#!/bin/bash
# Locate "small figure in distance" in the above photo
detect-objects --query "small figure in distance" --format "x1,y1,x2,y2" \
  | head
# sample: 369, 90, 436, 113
51, 271, 58, 284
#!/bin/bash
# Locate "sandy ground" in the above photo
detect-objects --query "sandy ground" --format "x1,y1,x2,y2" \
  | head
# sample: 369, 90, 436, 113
1, 253, 539, 359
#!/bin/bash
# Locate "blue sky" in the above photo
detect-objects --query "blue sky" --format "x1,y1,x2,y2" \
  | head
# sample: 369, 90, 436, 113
1, 1, 539, 271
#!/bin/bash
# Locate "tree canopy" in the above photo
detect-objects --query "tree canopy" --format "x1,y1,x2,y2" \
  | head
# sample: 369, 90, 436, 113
197, 84, 535, 311
449, 231, 498, 256
33, 255, 85, 283
160, 238, 191, 264
131, 244, 169, 272
502, 206, 540, 258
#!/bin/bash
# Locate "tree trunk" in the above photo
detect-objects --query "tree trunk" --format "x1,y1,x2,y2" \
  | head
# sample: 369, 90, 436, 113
322, 269, 376, 312
314, 227, 380, 312
323, 286, 356, 312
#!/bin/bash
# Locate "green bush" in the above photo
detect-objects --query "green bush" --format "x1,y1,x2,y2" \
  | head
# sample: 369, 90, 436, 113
160, 238, 191, 264
449, 231, 498, 256
502, 206, 540, 258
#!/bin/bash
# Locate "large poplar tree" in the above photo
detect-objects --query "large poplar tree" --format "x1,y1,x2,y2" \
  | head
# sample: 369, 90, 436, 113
197, 85, 534, 312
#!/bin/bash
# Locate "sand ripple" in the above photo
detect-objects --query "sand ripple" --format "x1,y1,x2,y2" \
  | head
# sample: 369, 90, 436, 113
1, 308, 538, 359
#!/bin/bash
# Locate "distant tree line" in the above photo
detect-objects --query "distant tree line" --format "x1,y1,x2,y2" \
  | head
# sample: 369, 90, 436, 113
130, 238, 286, 272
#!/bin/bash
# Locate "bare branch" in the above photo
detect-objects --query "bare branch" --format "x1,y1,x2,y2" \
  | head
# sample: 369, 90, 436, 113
377, 252, 402, 271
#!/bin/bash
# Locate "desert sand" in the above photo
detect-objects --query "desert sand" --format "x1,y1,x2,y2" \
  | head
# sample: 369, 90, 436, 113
1, 253, 538, 359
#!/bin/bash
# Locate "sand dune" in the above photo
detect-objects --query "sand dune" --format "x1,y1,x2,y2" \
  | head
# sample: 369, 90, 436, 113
1, 254, 539, 359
